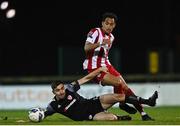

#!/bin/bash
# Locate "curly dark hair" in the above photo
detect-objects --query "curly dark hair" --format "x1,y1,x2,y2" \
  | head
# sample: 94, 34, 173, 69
102, 12, 118, 23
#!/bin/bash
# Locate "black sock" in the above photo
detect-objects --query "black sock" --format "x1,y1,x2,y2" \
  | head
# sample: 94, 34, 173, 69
125, 95, 139, 105
138, 97, 150, 105
117, 115, 132, 121
125, 95, 149, 105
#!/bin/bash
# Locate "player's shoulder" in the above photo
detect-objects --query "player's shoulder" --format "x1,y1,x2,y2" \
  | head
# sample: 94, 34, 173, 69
48, 96, 56, 103
88, 28, 98, 33
48, 97, 59, 107
89, 27, 99, 32
87, 28, 99, 37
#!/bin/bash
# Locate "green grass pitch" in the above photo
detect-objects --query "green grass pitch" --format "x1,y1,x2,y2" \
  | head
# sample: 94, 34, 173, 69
0, 106, 180, 125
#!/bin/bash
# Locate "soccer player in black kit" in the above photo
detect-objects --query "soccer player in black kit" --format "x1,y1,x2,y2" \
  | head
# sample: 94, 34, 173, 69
43, 67, 158, 121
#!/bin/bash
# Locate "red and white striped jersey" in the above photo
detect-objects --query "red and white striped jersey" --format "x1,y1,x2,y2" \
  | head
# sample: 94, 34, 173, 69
83, 28, 115, 70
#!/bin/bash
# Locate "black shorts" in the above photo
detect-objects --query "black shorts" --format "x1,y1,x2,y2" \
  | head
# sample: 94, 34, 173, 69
65, 96, 104, 121
83, 96, 104, 120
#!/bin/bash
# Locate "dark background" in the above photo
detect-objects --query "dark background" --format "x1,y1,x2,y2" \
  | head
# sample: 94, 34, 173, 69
0, 0, 180, 76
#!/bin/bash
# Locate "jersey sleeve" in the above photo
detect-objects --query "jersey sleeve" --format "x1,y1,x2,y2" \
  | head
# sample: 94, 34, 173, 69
65, 82, 80, 92
44, 103, 56, 117
86, 28, 99, 44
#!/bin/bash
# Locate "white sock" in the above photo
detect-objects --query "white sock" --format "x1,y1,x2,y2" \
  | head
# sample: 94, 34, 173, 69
141, 112, 147, 116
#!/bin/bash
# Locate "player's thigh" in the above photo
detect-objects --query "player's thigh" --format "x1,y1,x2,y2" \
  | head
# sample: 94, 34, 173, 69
102, 73, 128, 87
99, 94, 125, 109
118, 75, 130, 90
102, 73, 120, 86
93, 112, 117, 121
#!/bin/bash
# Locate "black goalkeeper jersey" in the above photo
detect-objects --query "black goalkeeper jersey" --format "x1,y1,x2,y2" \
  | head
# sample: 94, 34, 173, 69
45, 85, 104, 121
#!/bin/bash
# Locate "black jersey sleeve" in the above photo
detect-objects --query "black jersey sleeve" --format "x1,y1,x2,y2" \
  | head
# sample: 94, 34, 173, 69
65, 81, 80, 92
44, 103, 56, 117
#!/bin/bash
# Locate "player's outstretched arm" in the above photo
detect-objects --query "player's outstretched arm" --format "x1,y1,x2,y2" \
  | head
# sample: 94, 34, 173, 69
76, 66, 108, 85
44, 104, 55, 117
69, 67, 108, 92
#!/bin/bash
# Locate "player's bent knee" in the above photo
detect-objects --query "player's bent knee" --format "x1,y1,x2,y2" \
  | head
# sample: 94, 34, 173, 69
116, 94, 125, 101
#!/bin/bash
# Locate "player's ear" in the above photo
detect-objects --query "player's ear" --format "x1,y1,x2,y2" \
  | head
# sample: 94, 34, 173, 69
113, 23, 116, 28
101, 21, 104, 26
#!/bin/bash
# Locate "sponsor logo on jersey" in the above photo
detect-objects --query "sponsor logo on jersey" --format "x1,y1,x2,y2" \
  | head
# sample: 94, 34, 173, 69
64, 99, 76, 112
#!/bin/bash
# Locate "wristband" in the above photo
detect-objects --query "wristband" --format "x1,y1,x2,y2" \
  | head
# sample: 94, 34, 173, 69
74, 80, 80, 91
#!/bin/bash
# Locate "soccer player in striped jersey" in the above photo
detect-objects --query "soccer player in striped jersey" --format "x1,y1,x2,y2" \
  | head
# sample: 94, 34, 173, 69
83, 12, 155, 120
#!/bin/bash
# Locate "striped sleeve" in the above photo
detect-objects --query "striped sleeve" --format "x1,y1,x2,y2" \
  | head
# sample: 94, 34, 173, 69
86, 28, 99, 44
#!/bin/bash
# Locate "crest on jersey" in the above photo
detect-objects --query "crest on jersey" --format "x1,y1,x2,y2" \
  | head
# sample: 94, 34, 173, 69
67, 95, 72, 100
58, 104, 61, 108
87, 31, 93, 38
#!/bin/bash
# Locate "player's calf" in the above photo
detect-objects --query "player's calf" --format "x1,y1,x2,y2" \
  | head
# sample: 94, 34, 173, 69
119, 103, 137, 114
